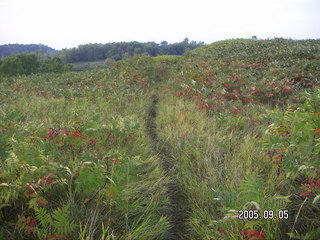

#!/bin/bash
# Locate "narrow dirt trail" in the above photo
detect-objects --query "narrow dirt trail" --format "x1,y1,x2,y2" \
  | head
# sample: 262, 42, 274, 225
146, 95, 190, 240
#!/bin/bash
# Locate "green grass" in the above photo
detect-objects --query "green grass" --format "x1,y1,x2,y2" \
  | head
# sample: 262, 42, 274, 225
71, 60, 110, 71
0, 39, 319, 240
187, 38, 255, 55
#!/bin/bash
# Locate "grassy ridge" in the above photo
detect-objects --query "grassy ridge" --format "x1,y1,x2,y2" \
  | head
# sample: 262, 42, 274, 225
0, 39, 319, 239
163, 39, 320, 239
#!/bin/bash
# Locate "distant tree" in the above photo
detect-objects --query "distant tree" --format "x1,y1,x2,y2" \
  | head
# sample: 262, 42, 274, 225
160, 41, 169, 54
0, 44, 57, 59
113, 54, 122, 61
0, 54, 40, 76
145, 42, 160, 56
169, 42, 185, 55
40, 57, 64, 73
20, 54, 40, 75
0, 54, 71, 77
60, 48, 79, 63
133, 47, 143, 55
0, 56, 24, 76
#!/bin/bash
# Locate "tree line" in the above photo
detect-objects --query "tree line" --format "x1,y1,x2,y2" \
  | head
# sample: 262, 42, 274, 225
0, 44, 57, 59
0, 54, 72, 77
58, 38, 205, 63
0, 39, 206, 76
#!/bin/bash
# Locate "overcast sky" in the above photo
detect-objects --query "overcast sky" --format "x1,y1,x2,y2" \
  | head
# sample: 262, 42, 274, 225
0, 0, 319, 50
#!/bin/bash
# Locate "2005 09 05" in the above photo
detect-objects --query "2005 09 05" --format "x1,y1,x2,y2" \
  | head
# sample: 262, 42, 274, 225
238, 210, 289, 220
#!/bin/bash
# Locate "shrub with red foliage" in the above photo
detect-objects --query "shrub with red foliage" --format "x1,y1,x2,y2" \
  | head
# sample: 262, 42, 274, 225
47, 128, 59, 139
246, 230, 267, 240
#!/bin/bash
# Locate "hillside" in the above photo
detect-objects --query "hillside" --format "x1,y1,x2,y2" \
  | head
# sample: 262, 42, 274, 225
0, 39, 319, 240
0, 44, 57, 59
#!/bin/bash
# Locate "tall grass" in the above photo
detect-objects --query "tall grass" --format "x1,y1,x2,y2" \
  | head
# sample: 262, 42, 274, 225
1, 39, 319, 239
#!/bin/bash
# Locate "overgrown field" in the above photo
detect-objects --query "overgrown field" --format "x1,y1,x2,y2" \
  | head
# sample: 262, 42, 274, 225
0, 39, 319, 240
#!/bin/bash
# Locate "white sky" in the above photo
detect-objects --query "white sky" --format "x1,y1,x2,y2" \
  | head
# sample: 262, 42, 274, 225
0, 0, 319, 50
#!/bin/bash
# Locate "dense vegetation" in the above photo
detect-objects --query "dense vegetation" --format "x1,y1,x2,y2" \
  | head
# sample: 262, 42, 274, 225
0, 44, 57, 59
58, 39, 205, 63
0, 38, 319, 240
0, 54, 73, 77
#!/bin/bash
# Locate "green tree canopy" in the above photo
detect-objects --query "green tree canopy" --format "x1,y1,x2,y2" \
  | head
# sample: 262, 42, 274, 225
0, 54, 40, 76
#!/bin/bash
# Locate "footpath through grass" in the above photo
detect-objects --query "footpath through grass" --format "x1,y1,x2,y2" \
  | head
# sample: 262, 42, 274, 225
147, 95, 190, 239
